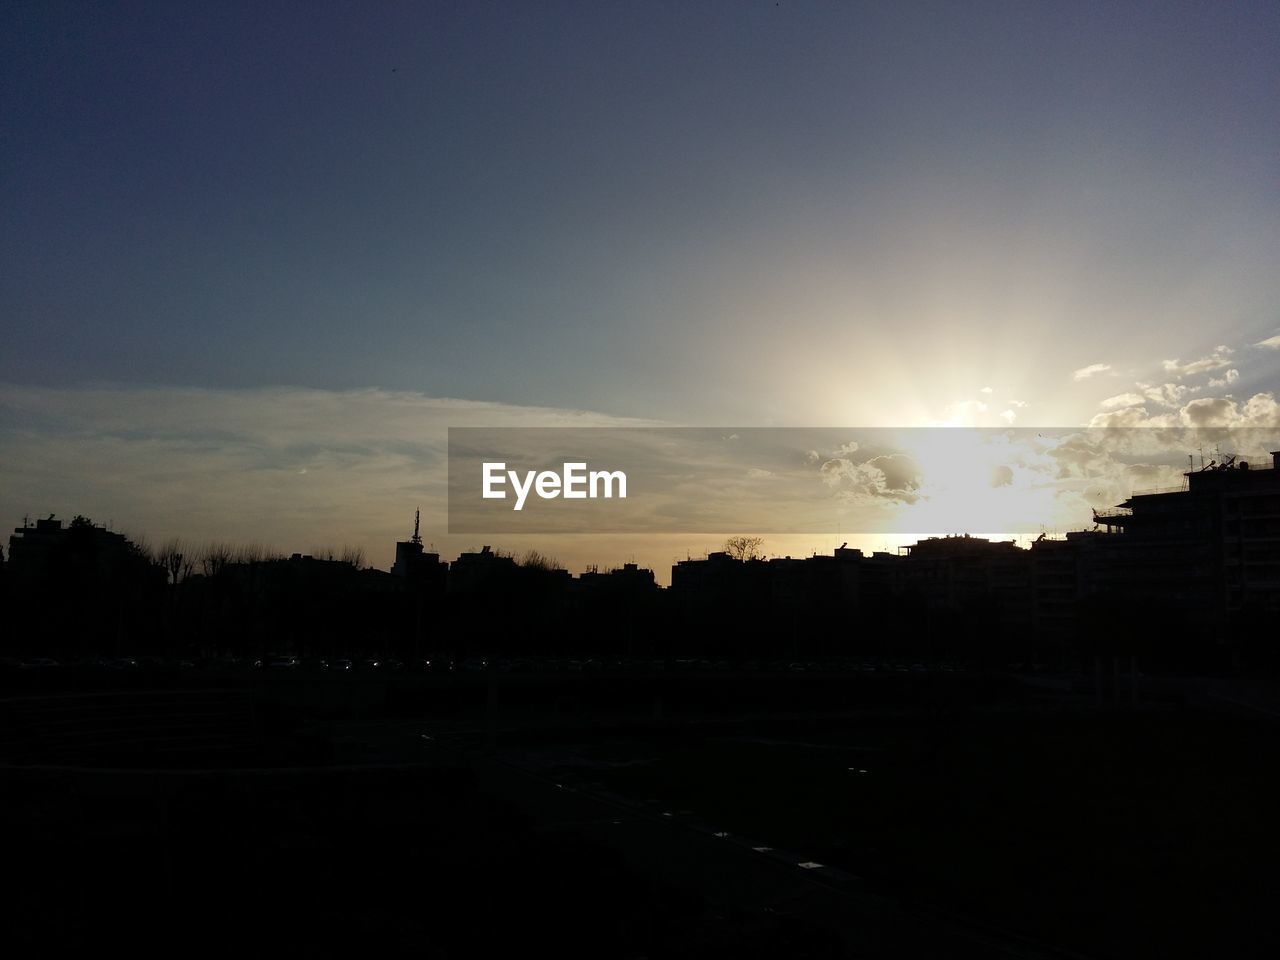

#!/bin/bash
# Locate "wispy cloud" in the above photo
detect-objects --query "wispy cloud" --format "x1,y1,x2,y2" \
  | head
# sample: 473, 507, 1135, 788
1162, 345, 1233, 378
1073, 363, 1111, 381
1099, 392, 1145, 410
0, 384, 656, 568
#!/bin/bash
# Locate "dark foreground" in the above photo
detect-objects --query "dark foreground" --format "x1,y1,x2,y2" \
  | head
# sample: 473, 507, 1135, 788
2, 665, 1278, 957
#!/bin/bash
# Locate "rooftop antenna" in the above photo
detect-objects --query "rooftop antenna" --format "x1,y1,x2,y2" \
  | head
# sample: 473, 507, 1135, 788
411, 509, 422, 545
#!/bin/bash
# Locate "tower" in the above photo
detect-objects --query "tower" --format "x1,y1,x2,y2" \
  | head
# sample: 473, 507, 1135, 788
392, 509, 425, 577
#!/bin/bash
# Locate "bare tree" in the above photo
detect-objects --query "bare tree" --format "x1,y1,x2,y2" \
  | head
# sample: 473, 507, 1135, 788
518, 549, 561, 571
723, 535, 764, 561
202, 541, 234, 577
157, 538, 187, 584
237, 543, 268, 564
340, 545, 366, 569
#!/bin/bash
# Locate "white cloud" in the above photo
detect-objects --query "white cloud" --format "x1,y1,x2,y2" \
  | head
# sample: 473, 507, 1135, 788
1099, 392, 1146, 410
999, 409, 1017, 424
1207, 369, 1240, 388
1255, 335, 1280, 349
1138, 382, 1188, 407
1073, 363, 1111, 381
819, 454, 922, 504
979, 386, 993, 394
1087, 405, 1170, 429
1088, 391, 1280, 430
1162, 345, 1233, 378
1179, 392, 1280, 429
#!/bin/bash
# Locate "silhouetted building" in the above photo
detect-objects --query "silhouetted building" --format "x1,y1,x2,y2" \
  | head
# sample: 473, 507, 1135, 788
8, 515, 133, 575
1093, 450, 1280, 621
901, 535, 1031, 613
5, 515, 163, 656
392, 509, 445, 580
576, 562, 658, 595
448, 545, 519, 594
572, 563, 661, 656
671, 551, 772, 609
1029, 531, 1110, 643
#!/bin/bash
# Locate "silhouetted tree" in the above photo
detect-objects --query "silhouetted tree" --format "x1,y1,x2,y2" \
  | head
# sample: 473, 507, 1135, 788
518, 549, 561, 571
723, 536, 764, 561
201, 541, 233, 577
157, 538, 188, 585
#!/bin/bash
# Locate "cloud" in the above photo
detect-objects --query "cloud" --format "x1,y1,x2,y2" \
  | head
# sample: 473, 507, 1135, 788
1137, 382, 1188, 407
1207, 369, 1240, 388
832, 441, 859, 456
746, 467, 774, 479
1088, 391, 1280, 430
1086, 405, 1171, 429
1099, 392, 1146, 410
819, 453, 922, 505
999, 409, 1017, 424
1073, 363, 1111, 381
1255, 335, 1280, 349
1180, 393, 1280, 429
0, 384, 656, 569
1162, 345, 1233, 378
979, 386, 993, 394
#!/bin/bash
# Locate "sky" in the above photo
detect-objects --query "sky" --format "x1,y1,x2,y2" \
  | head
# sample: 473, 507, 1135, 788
3, 1, 1279, 579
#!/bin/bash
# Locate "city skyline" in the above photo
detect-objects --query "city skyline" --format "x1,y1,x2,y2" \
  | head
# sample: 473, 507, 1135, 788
4, 2, 1280, 579
6, 6, 1280, 956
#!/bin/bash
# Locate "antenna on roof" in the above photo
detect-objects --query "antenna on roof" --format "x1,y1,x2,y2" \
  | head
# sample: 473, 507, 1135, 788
411, 509, 422, 545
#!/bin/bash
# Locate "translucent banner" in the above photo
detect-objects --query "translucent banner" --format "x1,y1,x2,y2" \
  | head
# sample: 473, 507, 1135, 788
447, 426, 1279, 534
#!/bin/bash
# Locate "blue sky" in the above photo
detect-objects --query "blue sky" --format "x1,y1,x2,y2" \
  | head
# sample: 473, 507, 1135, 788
3, 2, 1279, 573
